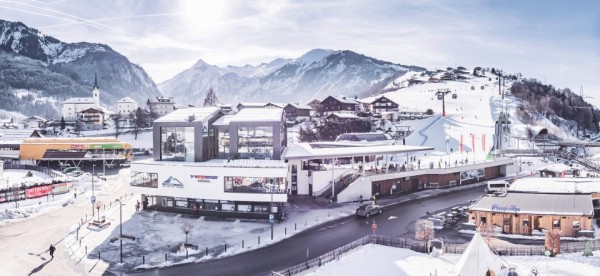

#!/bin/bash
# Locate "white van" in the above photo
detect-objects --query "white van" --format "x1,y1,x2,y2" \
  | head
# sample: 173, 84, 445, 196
486, 180, 509, 194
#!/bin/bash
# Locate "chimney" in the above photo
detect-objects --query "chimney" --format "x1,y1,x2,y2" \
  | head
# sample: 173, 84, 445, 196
342, 96, 347, 100
188, 115, 196, 122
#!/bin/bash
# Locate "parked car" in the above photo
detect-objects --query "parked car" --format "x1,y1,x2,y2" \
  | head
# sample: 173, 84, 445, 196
96, 173, 106, 181
68, 170, 84, 177
62, 167, 81, 174
355, 204, 383, 218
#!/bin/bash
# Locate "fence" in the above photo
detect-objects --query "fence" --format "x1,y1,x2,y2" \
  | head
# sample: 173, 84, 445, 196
4, 163, 63, 178
271, 235, 600, 275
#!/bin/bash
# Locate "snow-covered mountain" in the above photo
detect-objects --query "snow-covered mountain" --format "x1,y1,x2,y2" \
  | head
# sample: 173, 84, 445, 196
159, 49, 425, 105
0, 19, 160, 116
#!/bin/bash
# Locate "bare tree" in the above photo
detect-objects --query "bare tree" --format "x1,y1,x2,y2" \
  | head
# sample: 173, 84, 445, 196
181, 222, 194, 245
545, 229, 561, 256
415, 219, 435, 241
203, 87, 219, 107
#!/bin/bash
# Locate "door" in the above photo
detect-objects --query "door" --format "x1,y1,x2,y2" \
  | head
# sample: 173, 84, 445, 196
411, 178, 419, 191
502, 217, 511, 234
307, 184, 312, 196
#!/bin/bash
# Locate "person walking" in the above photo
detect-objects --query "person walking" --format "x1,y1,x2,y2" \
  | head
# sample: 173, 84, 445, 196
135, 200, 140, 212
48, 244, 56, 259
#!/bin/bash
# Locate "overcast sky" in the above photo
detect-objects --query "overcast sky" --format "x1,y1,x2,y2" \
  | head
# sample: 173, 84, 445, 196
1, 0, 599, 104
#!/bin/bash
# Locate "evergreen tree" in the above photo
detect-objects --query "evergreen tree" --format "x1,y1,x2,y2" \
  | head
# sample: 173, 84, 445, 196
203, 87, 219, 107
60, 116, 66, 130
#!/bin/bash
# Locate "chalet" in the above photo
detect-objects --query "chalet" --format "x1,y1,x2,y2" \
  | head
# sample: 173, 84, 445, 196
369, 96, 399, 114
408, 79, 425, 86
440, 73, 456, 81
320, 96, 357, 115
325, 113, 362, 123
23, 116, 47, 129
79, 107, 105, 130
283, 104, 312, 122
307, 99, 321, 109
473, 67, 484, 77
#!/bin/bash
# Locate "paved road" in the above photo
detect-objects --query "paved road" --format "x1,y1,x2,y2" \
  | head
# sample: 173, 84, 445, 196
135, 186, 484, 276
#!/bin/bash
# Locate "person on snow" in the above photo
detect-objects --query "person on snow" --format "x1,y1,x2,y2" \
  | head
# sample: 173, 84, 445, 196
47, 244, 56, 259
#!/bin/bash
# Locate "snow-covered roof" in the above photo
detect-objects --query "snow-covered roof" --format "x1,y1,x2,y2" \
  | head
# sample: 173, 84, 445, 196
508, 178, 600, 194
25, 116, 46, 122
148, 96, 174, 103
229, 108, 282, 123
265, 102, 285, 108
238, 102, 267, 108
536, 163, 573, 173
0, 129, 43, 142
117, 97, 136, 103
470, 192, 593, 216
154, 107, 220, 123
287, 103, 313, 110
326, 113, 361, 119
81, 107, 104, 114
63, 97, 95, 104
283, 143, 433, 160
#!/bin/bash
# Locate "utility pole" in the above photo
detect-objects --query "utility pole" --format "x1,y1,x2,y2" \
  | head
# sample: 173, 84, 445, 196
435, 89, 451, 117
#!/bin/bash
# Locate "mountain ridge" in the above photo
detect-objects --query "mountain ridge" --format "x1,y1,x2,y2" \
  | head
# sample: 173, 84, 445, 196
159, 49, 425, 105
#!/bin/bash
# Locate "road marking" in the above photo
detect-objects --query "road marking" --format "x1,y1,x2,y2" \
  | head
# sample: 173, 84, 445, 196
388, 216, 398, 220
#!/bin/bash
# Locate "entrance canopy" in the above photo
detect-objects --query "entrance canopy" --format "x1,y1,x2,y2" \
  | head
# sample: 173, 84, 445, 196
283, 142, 433, 160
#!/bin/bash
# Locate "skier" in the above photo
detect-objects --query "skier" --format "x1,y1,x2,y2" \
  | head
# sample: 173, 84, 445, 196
48, 244, 56, 259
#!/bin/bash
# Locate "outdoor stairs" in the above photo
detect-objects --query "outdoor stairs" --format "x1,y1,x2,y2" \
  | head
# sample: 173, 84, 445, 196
573, 157, 600, 173
317, 171, 362, 200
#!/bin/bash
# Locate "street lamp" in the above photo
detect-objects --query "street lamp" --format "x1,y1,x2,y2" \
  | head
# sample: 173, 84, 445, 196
92, 161, 96, 217
116, 199, 123, 264
270, 183, 274, 240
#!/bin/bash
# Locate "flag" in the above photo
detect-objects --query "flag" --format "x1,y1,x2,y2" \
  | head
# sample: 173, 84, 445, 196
471, 134, 475, 153
482, 134, 485, 152
561, 171, 565, 178
460, 135, 463, 153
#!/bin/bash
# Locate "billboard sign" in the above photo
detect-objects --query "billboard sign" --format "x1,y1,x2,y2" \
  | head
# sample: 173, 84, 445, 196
26, 185, 53, 199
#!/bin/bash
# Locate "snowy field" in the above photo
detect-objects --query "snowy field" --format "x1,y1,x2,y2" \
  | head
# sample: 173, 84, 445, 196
301, 244, 600, 276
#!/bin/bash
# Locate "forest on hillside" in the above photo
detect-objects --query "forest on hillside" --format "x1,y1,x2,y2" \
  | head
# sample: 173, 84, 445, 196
510, 79, 599, 135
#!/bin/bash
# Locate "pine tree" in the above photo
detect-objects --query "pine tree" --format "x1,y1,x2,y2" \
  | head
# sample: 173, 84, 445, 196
203, 87, 219, 107
60, 116, 66, 130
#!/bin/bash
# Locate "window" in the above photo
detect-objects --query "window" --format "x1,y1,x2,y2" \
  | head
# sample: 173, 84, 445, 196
160, 127, 195, 161
237, 126, 274, 159
503, 218, 510, 225
522, 219, 530, 227
131, 172, 158, 188
553, 219, 560, 228
572, 221, 580, 230
480, 216, 487, 224
224, 176, 286, 194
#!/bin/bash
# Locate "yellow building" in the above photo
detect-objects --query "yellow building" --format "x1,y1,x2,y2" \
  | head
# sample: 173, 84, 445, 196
20, 137, 131, 166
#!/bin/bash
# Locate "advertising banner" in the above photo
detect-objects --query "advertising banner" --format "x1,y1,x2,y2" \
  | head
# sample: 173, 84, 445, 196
26, 185, 53, 199
52, 182, 70, 194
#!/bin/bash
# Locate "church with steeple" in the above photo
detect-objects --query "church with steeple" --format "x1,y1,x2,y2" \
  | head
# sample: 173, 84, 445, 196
61, 74, 103, 120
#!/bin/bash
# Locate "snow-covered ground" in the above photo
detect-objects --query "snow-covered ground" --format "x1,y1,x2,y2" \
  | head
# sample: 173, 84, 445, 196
301, 244, 600, 276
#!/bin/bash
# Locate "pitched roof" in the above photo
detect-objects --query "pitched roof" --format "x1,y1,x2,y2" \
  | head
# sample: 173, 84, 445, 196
80, 107, 105, 114
117, 97, 136, 103
508, 177, 600, 194
326, 113, 361, 119
470, 192, 593, 216
286, 103, 313, 110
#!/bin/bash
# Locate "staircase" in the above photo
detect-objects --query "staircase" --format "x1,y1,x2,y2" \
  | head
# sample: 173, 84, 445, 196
572, 157, 600, 173
316, 171, 362, 200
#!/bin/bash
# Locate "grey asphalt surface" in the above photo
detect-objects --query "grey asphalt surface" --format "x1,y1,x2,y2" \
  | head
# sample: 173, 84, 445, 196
132, 185, 485, 276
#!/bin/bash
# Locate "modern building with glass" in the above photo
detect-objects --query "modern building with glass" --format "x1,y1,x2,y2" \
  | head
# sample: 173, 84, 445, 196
131, 107, 288, 219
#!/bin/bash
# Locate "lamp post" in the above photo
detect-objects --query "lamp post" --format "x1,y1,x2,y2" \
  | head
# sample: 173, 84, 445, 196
116, 199, 123, 264
270, 187, 274, 240
92, 161, 96, 217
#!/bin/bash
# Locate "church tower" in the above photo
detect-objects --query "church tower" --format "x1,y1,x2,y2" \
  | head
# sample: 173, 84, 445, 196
92, 73, 100, 107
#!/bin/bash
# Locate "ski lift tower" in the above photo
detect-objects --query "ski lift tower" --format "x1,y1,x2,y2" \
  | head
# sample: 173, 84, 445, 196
435, 89, 451, 117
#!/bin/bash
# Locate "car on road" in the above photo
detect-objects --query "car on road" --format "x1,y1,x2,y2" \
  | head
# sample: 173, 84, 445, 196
355, 204, 383, 218
96, 173, 106, 181
67, 170, 84, 177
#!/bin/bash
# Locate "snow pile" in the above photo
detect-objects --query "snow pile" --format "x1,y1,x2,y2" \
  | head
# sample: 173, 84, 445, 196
301, 244, 600, 276
0, 196, 75, 221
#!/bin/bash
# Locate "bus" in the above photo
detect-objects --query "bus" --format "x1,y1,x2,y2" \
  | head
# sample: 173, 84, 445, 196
486, 180, 509, 194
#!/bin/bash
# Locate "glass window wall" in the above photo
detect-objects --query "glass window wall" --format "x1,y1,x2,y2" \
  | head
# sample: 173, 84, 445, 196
131, 172, 158, 188
218, 129, 230, 158
237, 126, 274, 159
160, 127, 195, 161
224, 176, 286, 193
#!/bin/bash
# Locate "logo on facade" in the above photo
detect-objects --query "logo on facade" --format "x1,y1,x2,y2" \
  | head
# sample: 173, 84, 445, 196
162, 176, 184, 188
491, 204, 520, 212
190, 175, 218, 183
